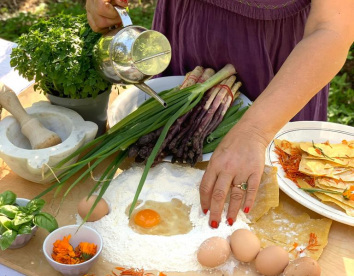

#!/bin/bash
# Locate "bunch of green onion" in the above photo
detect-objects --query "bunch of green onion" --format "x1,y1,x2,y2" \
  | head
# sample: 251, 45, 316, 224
36, 64, 236, 220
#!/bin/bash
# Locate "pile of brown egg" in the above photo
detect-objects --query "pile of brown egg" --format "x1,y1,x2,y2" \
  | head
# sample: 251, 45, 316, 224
197, 229, 321, 276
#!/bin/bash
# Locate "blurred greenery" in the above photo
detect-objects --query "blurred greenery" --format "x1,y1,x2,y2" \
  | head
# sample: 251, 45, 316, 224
328, 45, 354, 126
0, 1, 87, 41
0, 0, 353, 126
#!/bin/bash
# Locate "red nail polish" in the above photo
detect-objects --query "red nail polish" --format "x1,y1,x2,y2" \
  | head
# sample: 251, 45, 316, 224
244, 207, 250, 213
227, 218, 234, 226
203, 209, 208, 214
210, 221, 219, 228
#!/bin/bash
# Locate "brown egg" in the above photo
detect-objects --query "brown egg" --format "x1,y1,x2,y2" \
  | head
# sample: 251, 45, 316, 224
197, 236, 231, 268
78, 195, 109, 222
255, 245, 289, 276
283, 257, 321, 276
230, 228, 261, 262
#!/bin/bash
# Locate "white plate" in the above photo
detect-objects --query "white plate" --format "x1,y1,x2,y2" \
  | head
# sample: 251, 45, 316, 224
265, 121, 354, 226
108, 76, 252, 162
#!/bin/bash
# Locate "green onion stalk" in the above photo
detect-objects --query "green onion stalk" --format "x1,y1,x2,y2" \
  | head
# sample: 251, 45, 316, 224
36, 64, 237, 220
203, 105, 250, 153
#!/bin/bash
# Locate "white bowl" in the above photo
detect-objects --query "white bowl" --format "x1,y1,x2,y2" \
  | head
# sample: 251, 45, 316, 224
43, 225, 103, 276
1, 198, 38, 249
0, 101, 98, 184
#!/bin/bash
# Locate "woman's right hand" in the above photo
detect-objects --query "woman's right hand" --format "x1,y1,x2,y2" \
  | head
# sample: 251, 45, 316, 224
86, 0, 129, 33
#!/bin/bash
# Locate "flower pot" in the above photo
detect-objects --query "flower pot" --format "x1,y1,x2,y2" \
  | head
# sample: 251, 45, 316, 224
47, 90, 111, 136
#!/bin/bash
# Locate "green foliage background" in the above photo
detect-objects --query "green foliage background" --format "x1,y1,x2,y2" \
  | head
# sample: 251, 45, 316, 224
0, 0, 353, 125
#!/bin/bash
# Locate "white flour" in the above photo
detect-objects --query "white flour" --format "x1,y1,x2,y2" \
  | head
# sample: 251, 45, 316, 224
77, 163, 250, 273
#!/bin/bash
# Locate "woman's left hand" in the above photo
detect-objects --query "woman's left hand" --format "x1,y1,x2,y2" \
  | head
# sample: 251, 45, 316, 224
199, 122, 268, 227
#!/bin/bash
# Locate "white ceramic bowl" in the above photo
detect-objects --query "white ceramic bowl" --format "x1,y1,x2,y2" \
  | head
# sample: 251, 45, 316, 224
1, 198, 38, 249
0, 101, 98, 184
43, 225, 103, 276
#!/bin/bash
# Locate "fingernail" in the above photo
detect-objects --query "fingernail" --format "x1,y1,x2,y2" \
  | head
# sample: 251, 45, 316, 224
227, 218, 234, 226
203, 209, 208, 215
210, 221, 219, 228
243, 207, 250, 213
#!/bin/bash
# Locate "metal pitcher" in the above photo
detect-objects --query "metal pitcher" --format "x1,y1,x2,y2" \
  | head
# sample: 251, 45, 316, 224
94, 6, 172, 107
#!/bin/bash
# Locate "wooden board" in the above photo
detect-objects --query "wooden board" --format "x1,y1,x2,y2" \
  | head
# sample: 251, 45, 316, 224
0, 85, 353, 276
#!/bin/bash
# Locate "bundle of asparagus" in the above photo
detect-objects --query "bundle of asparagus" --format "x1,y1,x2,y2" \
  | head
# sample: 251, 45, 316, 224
37, 64, 238, 219
128, 66, 244, 166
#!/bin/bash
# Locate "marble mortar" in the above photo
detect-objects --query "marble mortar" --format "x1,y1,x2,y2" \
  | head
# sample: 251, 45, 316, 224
0, 101, 98, 184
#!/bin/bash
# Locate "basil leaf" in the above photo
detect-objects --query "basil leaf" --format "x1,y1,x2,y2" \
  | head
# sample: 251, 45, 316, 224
13, 212, 33, 226
26, 198, 45, 214
18, 206, 29, 213
0, 229, 17, 250
33, 212, 58, 232
0, 205, 19, 219
0, 191, 16, 206
0, 215, 12, 233
18, 223, 33, 235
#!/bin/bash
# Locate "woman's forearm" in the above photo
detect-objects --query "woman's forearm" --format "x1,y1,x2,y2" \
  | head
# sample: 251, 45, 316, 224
234, 28, 352, 145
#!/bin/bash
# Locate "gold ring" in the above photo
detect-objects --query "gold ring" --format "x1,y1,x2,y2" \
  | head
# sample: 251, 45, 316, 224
231, 182, 248, 191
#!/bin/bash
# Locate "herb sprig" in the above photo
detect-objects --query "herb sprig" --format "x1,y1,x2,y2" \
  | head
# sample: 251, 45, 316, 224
312, 141, 335, 161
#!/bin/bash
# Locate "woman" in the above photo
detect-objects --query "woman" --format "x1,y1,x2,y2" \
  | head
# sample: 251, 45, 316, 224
86, 0, 354, 228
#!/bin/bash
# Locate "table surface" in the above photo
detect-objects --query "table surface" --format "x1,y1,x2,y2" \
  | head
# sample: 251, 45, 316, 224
0, 85, 353, 276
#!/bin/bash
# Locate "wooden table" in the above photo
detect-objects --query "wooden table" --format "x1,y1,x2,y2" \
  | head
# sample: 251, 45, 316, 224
0, 85, 353, 276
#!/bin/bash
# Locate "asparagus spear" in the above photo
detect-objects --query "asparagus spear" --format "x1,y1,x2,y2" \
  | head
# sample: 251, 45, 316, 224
191, 81, 242, 164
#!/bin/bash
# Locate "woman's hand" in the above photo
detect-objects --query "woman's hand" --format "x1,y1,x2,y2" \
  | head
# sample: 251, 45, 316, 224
86, 0, 128, 33
200, 0, 354, 229
199, 122, 268, 228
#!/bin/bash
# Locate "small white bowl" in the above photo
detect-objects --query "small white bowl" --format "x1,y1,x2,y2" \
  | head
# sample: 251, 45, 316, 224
43, 225, 103, 276
1, 198, 38, 249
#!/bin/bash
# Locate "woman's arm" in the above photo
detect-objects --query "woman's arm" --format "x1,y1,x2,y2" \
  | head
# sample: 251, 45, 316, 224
244, 0, 354, 141
199, 0, 354, 227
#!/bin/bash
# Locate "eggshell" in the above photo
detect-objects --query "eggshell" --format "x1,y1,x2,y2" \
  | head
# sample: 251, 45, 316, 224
78, 195, 109, 222
255, 245, 289, 276
283, 257, 321, 276
197, 236, 231, 268
230, 229, 261, 262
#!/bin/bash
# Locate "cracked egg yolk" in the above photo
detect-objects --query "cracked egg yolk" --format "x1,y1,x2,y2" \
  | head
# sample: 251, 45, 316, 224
134, 209, 161, 228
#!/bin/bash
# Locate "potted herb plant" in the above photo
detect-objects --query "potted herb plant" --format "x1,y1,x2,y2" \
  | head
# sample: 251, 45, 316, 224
10, 14, 112, 135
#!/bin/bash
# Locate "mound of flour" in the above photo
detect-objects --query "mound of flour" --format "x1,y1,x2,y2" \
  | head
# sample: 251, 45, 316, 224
77, 163, 250, 272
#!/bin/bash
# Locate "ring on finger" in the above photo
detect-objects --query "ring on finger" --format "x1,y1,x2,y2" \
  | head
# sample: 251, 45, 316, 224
231, 182, 248, 191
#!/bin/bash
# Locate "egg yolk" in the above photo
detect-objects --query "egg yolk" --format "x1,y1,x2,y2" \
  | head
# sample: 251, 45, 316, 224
134, 209, 160, 228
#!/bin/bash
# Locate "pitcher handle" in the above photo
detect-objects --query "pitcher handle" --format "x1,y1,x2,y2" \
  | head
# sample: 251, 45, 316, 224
114, 6, 132, 27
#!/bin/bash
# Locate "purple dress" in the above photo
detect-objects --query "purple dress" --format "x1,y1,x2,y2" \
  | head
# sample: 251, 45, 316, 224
152, 0, 329, 121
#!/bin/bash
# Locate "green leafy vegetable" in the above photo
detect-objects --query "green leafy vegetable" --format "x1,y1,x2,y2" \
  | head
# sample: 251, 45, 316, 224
18, 224, 33, 235
0, 191, 58, 250
0, 230, 17, 251
33, 213, 59, 233
0, 205, 19, 219
10, 14, 111, 99
0, 191, 16, 206
25, 198, 45, 214
13, 213, 34, 226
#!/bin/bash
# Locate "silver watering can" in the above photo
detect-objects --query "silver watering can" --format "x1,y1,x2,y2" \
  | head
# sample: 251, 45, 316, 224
94, 6, 172, 107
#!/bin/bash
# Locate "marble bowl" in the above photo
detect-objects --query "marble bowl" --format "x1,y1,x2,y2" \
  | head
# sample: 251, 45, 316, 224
0, 101, 98, 184
43, 225, 103, 276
